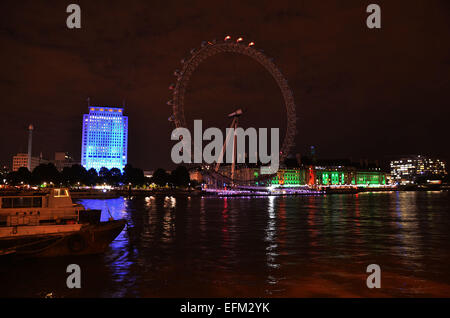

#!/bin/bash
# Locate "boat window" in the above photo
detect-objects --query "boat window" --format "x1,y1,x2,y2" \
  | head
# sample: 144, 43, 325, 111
1, 197, 42, 208
13, 197, 33, 208
54, 189, 69, 197
32, 197, 42, 207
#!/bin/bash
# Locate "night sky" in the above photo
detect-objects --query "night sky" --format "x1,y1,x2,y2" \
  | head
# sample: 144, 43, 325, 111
0, 0, 449, 170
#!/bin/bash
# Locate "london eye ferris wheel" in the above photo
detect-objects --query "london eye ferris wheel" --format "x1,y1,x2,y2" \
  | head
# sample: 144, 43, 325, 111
168, 35, 297, 185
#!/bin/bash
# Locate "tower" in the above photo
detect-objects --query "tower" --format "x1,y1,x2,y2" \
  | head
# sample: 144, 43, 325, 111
81, 106, 128, 171
27, 124, 34, 171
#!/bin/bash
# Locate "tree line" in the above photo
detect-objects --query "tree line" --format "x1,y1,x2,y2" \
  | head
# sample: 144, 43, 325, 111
3, 163, 194, 188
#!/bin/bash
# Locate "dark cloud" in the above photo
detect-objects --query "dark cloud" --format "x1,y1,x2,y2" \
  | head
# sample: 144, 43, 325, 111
0, 0, 449, 169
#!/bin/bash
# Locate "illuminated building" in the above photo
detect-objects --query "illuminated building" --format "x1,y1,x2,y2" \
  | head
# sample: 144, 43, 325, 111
390, 155, 447, 185
270, 168, 306, 186
189, 170, 203, 183
201, 155, 390, 188
268, 156, 388, 187
81, 107, 128, 172
270, 167, 387, 187
143, 170, 154, 179
12, 153, 47, 172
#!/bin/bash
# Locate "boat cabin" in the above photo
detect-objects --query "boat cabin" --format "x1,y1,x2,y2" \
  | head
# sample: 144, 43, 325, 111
0, 189, 81, 227
0, 189, 74, 209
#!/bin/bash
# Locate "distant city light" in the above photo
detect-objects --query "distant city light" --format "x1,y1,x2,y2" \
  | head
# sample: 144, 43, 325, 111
390, 155, 447, 185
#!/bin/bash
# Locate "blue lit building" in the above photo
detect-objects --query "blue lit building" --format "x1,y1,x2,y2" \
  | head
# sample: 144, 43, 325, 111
81, 107, 128, 172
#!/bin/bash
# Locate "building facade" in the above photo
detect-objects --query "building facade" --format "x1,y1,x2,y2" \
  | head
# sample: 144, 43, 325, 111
270, 166, 387, 187
390, 155, 447, 185
53, 152, 79, 171
81, 107, 128, 172
12, 153, 43, 172
200, 164, 389, 188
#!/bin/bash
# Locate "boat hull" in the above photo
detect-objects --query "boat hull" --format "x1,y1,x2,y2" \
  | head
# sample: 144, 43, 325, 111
0, 219, 126, 258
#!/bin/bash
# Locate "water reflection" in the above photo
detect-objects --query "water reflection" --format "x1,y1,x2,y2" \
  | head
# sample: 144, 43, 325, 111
1, 192, 449, 297
307, 195, 319, 251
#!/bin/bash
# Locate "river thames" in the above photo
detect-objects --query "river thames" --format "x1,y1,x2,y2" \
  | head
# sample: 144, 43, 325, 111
1, 191, 449, 297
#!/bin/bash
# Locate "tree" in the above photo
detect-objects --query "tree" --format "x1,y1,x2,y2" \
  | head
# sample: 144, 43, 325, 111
71, 164, 87, 185
6, 171, 19, 185
152, 168, 169, 187
123, 164, 145, 186
16, 167, 32, 184
109, 167, 122, 186
122, 164, 133, 185
170, 166, 190, 187
98, 167, 111, 184
61, 167, 72, 185
0, 166, 9, 181
62, 164, 87, 186
132, 168, 145, 185
32, 163, 61, 185
83, 168, 98, 186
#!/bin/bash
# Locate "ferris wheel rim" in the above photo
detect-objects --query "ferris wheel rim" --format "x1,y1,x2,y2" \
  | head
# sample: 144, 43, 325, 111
168, 37, 297, 183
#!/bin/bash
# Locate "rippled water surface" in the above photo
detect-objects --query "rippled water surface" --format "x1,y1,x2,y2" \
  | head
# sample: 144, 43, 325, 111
1, 191, 450, 297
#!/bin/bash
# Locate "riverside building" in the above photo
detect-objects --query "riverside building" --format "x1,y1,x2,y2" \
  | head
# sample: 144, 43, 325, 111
81, 106, 128, 172
390, 155, 447, 185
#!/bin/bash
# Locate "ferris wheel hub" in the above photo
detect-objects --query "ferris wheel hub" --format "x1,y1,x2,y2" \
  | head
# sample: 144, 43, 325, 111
228, 108, 243, 118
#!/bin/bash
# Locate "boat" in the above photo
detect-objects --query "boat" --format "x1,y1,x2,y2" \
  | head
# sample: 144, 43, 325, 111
0, 188, 126, 257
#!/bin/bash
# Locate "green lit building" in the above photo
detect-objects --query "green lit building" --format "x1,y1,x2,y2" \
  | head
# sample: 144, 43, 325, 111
270, 168, 306, 186
271, 167, 387, 187
314, 169, 386, 186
